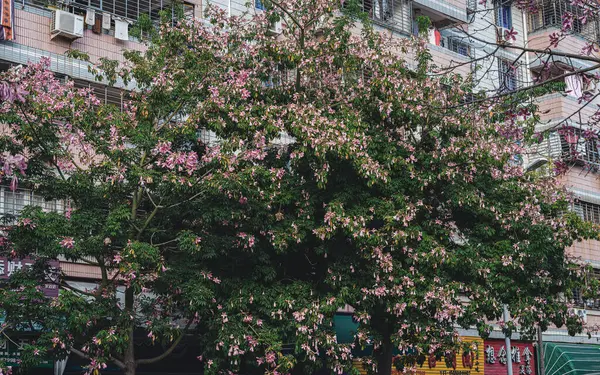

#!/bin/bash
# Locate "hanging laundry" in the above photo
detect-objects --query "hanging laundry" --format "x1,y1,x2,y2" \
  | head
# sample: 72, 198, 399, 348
114, 18, 129, 41
434, 29, 441, 46
92, 13, 102, 34
85, 8, 95, 26
0, 0, 15, 41
102, 12, 111, 30
427, 28, 436, 45
565, 74, 583, 98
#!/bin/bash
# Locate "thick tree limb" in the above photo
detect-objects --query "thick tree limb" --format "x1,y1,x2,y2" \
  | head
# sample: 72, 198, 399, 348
136, 319, 193, 365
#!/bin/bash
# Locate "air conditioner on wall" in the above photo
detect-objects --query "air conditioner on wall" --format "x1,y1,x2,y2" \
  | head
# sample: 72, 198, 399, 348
574, 308, 588, 323
50, 10, 84, 40
496, 27, 514, 45
267, 20, 282, 36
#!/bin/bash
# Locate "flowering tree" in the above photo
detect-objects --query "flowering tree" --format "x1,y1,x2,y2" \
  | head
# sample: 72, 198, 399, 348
420, 0, 600, 170
0, 1, 595, 375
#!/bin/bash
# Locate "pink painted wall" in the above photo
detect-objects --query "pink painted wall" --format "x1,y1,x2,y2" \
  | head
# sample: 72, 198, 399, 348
14, 8, 146, 64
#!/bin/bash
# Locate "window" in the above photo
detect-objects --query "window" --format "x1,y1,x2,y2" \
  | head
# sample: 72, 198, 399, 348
572, 268, 600, 310
445, 37, 470, 57
0, 187, 65, 224
69, 0, 193, 23
495, 1, 512, 29
255, 0, 266, 11
527, 0, 597, 40
558, 126, 600, 168
363, 0, 394, 23
573, 200, 600, 224
498, 58, 517, 92
72, 78, 128, 111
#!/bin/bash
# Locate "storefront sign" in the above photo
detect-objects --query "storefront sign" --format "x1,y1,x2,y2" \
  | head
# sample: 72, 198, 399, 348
0, 257, 60, 298
353, 337, 484, 375
483, 340, 535, 375
0, 337, 52, 368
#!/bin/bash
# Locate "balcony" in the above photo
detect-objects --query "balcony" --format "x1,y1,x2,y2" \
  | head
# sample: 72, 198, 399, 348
413, 0, 468, 26
536, 93, 597, 124
527, 0, 600, 52
427, 43, 471, 77
527, 0, 600, 40
357, 0, 412, 34
527, 29, 600, 64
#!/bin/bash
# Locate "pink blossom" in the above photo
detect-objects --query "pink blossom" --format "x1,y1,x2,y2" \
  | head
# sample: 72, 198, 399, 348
59, 237, 75, 249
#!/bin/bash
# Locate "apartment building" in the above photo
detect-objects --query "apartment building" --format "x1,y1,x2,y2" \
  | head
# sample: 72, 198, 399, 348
2, 0, 600, 373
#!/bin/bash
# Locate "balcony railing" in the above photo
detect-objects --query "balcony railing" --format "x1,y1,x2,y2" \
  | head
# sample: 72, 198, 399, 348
357, 0, 412, 34
23, 0, 193, 23
556, 127, 600, 170
0, 186, 66, 225
527, 0, 600, 42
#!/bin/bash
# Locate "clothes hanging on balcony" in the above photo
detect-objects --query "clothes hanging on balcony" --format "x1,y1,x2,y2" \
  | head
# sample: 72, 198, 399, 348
565, 74, 583, 98
92, 13, 102, 34
114, 18, 129, 41
85, 9, 95, 26
0, 0, 14, 41
427, 28, 441, 46
102, 13, 111, 30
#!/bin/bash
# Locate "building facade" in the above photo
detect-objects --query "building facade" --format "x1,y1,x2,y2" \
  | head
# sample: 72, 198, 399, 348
2, 0, 600, 373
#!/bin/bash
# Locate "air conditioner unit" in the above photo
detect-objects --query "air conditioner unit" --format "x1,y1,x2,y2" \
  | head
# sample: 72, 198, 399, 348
267, 20, 282, 36
50, 10, 84, 40
574, 308, 588, 323
496, 27, 513, 45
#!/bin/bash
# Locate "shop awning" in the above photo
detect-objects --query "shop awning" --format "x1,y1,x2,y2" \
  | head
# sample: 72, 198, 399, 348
334, 314, 357, 344
333, 314, 414, 357
544, 342, 600, 375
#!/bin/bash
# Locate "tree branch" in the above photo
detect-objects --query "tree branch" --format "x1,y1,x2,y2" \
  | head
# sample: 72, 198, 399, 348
71, 347, 127, 370
136, 320, 193, 365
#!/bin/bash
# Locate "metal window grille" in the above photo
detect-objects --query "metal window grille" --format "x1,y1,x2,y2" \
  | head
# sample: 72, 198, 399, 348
572, 268, 600, 309
558, 127, 600, 169
498, 58, 519, 92
445, 37, 470, 57
72, 78, 128, 111
467, 0, 477, 13
0, 186, 65, 225
26, 0, 195, 23
353, 0, 411, 34
527, 0, 600, 42
572, 200, 600, 224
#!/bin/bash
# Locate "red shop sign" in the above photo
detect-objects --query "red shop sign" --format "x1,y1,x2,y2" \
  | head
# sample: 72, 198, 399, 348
483, 340, 535, 375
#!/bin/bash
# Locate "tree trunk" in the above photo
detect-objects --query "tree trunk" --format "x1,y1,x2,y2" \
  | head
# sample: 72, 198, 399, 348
376, 330, 393, 375
123, 286, 136, 375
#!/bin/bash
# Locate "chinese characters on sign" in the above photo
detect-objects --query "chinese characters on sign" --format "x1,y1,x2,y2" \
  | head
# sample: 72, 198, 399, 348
483, 340, 535, 375
0, 338, 52, 368
0, 257, 59, 298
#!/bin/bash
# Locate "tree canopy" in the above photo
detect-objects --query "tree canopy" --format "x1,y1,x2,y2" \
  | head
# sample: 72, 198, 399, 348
0, 1, 596, 375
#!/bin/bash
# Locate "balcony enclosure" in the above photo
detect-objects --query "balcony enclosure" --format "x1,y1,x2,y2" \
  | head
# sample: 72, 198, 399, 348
527, 0, 600, 42
23, 0, 194, 23
355, 0, 412, 34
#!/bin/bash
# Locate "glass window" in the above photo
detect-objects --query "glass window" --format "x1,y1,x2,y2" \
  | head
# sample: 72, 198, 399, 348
496, 2, 512, 29
498, 59, 517, 92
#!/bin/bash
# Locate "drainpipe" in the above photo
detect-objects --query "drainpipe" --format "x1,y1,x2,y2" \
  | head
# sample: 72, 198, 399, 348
522, 10, 532, 84
228, 0, 231, 17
